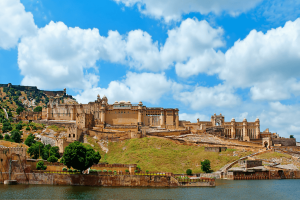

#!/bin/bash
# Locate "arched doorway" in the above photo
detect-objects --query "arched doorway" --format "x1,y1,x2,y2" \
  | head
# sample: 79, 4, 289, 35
264, 141, 268, 148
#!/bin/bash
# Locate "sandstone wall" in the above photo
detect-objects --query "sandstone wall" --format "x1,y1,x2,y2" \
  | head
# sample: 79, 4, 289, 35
272, 138, 296, 146
0, 173, 179, 187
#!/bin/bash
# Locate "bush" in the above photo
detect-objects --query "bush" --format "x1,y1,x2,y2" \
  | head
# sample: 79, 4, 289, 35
146, 170, 149, 173
33, 106, 42, 112
0, 134, 3, 140
186, 169, 192, 175
32, 126, 37, 130
15, 123, 23, 130
26, 126, 30, 131
47, 155, 58, 163
16, 107, 24, 115
125, 169, 129, 173
68, 169, 72, 172
103, 169, 107, 172
4, 134, 10, 141
108, 170, 112, 173
62, 168, 67, 171
97, 170, 102, 172
36, 161, 47, 170
10, 130, 22, 143
201, 159, 211, 173
25, 134, 36, 147
134, 170, 138, 173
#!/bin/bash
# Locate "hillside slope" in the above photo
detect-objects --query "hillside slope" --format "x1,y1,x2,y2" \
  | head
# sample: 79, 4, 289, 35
85, 136, 253, 174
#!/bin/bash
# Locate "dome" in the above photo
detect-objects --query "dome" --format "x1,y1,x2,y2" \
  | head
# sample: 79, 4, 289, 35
114, 101, 118, 104
255, 118, 259, 121
127, 101, 131, 104
243, 118, 247, 122
119, 100, 126, 104
231, 118, 235, 122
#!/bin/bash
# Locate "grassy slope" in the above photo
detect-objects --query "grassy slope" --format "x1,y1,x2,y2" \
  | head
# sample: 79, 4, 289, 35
86, 136, 253, 174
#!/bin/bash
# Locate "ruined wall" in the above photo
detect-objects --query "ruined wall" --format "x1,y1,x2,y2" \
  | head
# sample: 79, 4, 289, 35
272, 138, 296, 146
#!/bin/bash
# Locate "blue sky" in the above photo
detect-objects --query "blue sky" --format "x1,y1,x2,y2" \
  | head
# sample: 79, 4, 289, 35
1, 0, 300, 140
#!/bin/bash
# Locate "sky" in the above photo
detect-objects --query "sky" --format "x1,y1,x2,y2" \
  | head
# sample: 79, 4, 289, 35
1, 0, 300, 141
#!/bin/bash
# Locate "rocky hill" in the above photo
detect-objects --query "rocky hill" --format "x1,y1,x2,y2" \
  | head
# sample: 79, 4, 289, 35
0, 83, 76, 118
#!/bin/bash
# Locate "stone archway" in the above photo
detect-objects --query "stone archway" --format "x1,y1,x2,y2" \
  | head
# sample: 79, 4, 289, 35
264, 141, 269, 148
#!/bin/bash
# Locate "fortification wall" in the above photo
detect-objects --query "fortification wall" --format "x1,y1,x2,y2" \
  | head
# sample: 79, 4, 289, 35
0, 173, 179, 187
272, 138, 296, 146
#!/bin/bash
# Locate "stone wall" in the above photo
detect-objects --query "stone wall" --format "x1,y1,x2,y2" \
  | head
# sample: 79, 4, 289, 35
272, 138, 296, 146
1, 173, 179, 187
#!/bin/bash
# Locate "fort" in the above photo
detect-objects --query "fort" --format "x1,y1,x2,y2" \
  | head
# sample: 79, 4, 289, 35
16, 94, 296, 153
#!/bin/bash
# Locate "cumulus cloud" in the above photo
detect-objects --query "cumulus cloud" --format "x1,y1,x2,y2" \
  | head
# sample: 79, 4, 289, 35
18, 21, 107, 90
179, 113, 210, 123
0, 0, 37, 49
174, 84, 240, 110
114, 0, 262, 22
219, 18, 300, 101
75, 72, 181, 104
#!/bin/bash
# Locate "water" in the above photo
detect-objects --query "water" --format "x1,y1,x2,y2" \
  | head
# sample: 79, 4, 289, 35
0, 179, 299, 199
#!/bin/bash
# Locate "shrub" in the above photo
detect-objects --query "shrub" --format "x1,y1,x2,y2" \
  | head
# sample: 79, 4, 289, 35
36, 161, 47, 170
25, 134, 36, 147
146, 170, 149, 173
134, 170, 138, 173
62, 168, 67, 171
0, 134, 3, 140
32, 126, 37, 130
108, 170, 112, 173
33, 106, 42, 112
97, 170, 102, 172
10, 130, 22, 143
26, 126, 30, 131
125, 169, 129, 173
186, 169, 192, 175
73, 169, 77, 172
47, 155, 58, 163
4, 134, 10, 141
67, 169, 73, 172
201, 159, 211, 173
15, 123, 23, 130
103, 169, 107, 172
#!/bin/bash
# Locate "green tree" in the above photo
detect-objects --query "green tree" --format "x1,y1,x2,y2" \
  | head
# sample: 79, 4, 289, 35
0, 134, 3, 140
15, 123, 23, 130
36, 161, 47, 170
2, 122, 12, 133
201, 159, 211, 173
33, 106, 42, 112
61, 141, 101, 172
42, 145, 60, 160
4, 134, 10, 141
47, 155, 58, 163
10, 130, 22, 143
27, 142, 44, 159
290, 135, 295, 138
186, 169, 192, 175
16, 106, 25, 115
25, 133, 36, 147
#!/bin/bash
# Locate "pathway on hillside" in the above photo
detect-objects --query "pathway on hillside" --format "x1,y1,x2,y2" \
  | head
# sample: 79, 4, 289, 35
2, 108, 8, 119
216, 149, 273, 176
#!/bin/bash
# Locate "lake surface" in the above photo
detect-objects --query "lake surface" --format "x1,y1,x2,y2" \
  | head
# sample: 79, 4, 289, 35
0, 179, 299, 199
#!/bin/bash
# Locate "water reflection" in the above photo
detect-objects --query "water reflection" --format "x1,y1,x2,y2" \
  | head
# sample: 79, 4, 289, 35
0, 180, 299, 199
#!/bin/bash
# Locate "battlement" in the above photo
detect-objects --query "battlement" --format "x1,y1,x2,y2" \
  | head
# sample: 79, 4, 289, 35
0, 147, 27, 157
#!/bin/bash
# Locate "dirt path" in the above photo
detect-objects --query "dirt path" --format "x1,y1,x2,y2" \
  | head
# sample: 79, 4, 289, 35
2, 108, 8, 119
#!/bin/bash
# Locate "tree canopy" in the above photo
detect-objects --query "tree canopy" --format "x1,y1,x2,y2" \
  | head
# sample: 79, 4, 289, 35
186, 169, 192, 175
27, 142, 44, 159
61, 141, 101, 171
25, 133, 36, 147
33, 106, 42, 112
201, 159, 211, 173
10, 130, 22, 143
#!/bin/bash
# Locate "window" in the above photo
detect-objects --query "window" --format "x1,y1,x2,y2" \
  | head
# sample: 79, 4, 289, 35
73, 134, 75, 138
69, 134, 71, 137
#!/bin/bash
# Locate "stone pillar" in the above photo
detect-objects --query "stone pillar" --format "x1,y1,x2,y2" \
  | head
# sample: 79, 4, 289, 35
160, 109, 165, 126
47, 107, 51, 120
231, 118, 236, 139
138, 101, 143, 125
255, 118, 260, 139
175, 109, 179, 128
243, 118, 247, 140
70, 105, 75, 120
101, 104, 106, 124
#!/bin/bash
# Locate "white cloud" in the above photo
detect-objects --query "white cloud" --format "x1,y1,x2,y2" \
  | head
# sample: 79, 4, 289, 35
0, 0, 37, 49
218, 18, 300, 101
75, 72, 180, 104
125, 18, 225, 72
174, 84, 240, 110
179, 113, 210, 123
114, 0, 262, 22
18, 21, 106, 90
